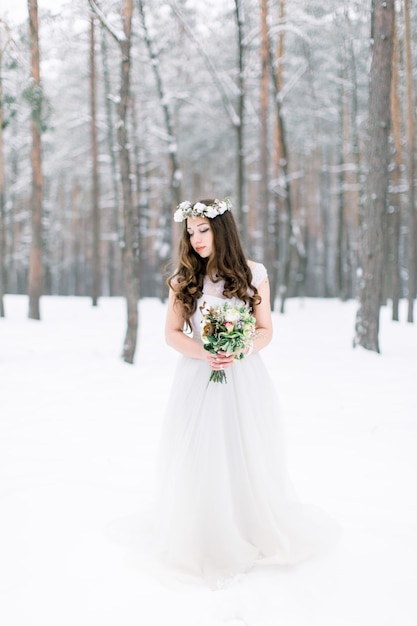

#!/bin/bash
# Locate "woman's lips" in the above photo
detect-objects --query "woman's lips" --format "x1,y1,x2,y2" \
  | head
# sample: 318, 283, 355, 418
196, 246, 205, 252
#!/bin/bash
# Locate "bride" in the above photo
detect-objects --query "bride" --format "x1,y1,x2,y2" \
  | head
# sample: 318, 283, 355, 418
153, 197, 338, 587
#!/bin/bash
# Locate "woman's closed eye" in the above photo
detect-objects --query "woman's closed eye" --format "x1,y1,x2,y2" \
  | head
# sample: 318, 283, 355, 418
188, 228, 209, 236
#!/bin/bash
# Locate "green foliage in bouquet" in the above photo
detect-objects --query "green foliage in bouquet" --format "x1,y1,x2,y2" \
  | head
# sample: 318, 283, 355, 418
200, 301, 256, 384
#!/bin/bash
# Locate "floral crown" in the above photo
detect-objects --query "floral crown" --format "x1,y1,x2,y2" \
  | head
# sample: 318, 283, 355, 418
173, 197, 232, 222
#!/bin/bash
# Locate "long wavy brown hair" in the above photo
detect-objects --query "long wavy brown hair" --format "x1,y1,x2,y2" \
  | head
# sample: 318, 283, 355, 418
167, 200, 261, 328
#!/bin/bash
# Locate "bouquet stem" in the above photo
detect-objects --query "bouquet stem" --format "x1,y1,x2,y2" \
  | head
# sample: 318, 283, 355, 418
208, 369, 227, 384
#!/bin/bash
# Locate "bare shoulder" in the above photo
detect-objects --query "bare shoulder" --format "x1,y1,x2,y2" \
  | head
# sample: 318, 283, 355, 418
247, 259, 265, 270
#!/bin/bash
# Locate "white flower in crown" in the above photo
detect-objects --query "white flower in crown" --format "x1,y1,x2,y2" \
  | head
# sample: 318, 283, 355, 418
193, 202, 209, 216
215, 199, 230, 215
173, 201, 192, 222
173, 197, 232, 222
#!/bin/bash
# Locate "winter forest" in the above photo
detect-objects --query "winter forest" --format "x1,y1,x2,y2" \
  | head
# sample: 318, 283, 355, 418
0, 0, 416, 362
1, 4, 417, 622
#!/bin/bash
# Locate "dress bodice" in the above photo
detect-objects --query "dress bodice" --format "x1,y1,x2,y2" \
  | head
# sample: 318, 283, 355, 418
189, 262, 267, 342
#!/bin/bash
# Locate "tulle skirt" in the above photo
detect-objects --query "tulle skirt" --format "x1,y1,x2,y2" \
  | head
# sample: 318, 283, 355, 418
153, 350, 338, 586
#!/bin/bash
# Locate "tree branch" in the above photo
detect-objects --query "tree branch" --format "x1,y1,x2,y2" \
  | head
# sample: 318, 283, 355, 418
87, 0, 127, 44
168, 0, 239, 127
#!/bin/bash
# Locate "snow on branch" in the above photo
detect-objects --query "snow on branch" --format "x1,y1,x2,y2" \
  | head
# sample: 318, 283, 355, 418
168, 0, 239, 128
88, 0, 127, 44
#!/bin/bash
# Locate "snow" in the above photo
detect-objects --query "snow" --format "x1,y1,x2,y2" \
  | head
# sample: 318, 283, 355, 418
1, 294, 416, 626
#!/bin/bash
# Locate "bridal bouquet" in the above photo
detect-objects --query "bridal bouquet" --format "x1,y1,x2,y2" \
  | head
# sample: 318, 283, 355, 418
200, 301, 256, 384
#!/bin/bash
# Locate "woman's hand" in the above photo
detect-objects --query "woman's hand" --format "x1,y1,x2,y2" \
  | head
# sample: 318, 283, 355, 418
233, 342, 253, 361
205, 350, 235, 370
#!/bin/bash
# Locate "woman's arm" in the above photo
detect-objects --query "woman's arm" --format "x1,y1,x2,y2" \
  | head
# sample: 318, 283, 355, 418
232, 276, 273, 360
165, 277, 273, 367
165, 288, 207, 360
249, 276, 273, 354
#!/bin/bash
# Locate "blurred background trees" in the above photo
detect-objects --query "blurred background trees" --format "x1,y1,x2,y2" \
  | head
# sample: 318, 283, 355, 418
0, 0, 416, 349
354, 0, 395, 353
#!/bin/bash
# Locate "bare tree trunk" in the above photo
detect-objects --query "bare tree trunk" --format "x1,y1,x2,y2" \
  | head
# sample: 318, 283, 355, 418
130, 90, 157, 298
100, 25, 121, 297
89, 0, 138, 363
56, 174, 66, 294
337, 42, 360, 302
403, 0, 416, 323
234, 0, 247, 246
303, 42, 326, 299
259, 0, 270, 267
389, 5, 402, 321
118, 0, 138, 363
27, 0, 43, 320
71, 178, 81, 295
336, 65, 347, 300
269, 22, 305, 319
270, 0, 292, 311
7, 114, 18, 294
347, 45, 361, 301
354, 0, 394, 352
266, 50, 309, 301
0, 30, 6, 317
90, 15, 101, 307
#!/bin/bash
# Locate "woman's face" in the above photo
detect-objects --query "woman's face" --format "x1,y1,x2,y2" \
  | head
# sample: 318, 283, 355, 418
186, 216, 214, 258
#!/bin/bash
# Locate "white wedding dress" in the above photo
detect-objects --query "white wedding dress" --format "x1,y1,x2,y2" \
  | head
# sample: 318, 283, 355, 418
153, 262, 337, 586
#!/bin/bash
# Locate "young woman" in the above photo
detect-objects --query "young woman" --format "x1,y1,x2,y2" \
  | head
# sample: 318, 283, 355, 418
153, 198, 337, 586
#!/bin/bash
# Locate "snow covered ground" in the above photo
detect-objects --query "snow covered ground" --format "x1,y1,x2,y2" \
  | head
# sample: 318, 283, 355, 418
0, 294, 416, 626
